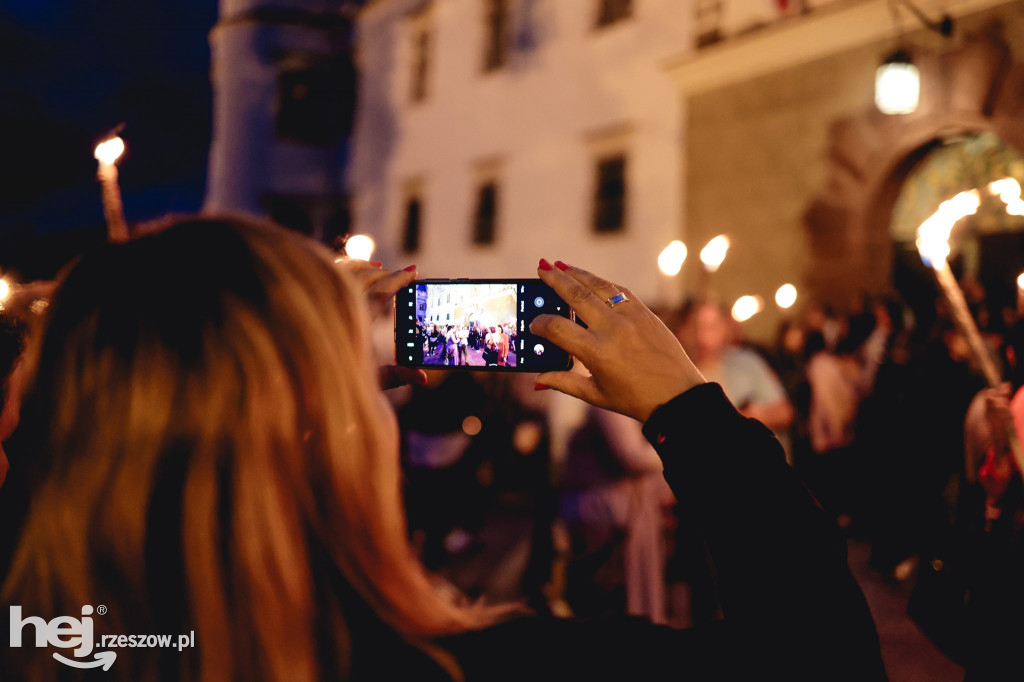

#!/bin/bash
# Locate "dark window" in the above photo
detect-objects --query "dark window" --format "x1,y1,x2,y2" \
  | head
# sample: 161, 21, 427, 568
264, 193, 349, 243
276, 55, 356, 145
402, 196, 422, 253
593, 155, 627, 233
596, 0, 632, 27
483, 0, 509, 71
411, 30, 431, 103
265, 195, 314, 236
324, 198, 352, 246
473, 182, 498, 244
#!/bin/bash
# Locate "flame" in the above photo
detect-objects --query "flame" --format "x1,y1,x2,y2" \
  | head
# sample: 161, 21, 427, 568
915, 190, 981, 268
989, 177, 1024, 216
657, 240, 687, 276
1017, 271, 1024, 291
0, 279, 9, 303
344, 234, 375, 261
775, 283, 797, 309
94, 137, 125, 165
731, 295, 763, 322
700, 235, 730, 272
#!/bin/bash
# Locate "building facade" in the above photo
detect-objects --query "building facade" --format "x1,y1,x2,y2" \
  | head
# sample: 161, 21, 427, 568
207, 0, 1024, 341
673, 0, 1024, 339
347, 0, 694, 305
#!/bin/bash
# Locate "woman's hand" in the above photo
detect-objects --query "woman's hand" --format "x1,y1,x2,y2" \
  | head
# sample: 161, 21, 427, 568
984, 383, 1015, 458
530, 260, 705, 422
335, 258, 427, 390
336, 258, 418, 321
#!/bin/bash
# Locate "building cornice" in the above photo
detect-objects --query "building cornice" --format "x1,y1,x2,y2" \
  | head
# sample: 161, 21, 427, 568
664, 0, 1016, 94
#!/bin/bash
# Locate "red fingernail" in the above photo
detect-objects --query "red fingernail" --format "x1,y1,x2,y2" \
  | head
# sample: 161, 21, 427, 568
404, 264, 417, 272
539, 259, 553, 271
370, 261, 383, 267
534, 383, 551, 391
554, 261, 570, 271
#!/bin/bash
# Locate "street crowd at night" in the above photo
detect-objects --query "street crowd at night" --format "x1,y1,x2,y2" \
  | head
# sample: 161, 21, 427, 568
3, 0, 1024, 680
415, 283, 519, 367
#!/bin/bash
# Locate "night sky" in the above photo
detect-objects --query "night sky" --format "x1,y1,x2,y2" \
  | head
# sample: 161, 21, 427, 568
0, 0, 218, 280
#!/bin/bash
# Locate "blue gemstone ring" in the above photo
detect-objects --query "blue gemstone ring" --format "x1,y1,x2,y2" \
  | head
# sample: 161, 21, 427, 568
605, 292, 629, 308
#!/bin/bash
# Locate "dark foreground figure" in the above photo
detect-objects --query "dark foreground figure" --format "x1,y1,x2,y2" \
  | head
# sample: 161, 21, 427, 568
1, 216, 884, 681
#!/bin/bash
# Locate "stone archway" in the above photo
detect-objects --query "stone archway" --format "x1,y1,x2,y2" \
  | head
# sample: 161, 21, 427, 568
803, 22, 1024, 304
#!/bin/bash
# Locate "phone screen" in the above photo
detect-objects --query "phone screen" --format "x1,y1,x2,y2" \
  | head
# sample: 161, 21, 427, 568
394, 279, 573, 372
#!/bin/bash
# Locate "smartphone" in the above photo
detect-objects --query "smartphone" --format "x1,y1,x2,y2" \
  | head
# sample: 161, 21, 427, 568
395, 279, 574, 372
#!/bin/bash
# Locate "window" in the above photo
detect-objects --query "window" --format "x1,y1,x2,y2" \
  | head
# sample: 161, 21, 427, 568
483, 0, 509, 72
410, 28, 431, 103
265, 194, 314, 236
263, 193, 349, 243
402, 195, 422, 253
596, 0, 632, 27
276, 53, 356, 145
472, 182, 499, 244
593, 154, 627, 233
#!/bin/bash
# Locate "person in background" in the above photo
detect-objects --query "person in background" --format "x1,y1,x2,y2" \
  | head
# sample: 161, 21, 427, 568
677, 300, 794, 434
457, 326, 469, 365
768, 317, 815, 468
497, 325, 510, 366
953, 320, 1024, 680
801, 306, 889, 527
557, 396, 673, 624
428, 324, 441, 356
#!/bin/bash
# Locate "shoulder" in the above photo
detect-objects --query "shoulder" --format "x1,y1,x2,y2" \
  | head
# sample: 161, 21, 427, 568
724, 347, 785, 399
725, 346, 772, 372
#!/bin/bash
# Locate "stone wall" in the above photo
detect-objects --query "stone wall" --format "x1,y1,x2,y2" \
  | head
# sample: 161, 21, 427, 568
685, 1, 1024, 343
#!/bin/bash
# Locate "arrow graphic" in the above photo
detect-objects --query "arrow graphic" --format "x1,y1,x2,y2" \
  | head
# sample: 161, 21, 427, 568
53, 651, 117, 670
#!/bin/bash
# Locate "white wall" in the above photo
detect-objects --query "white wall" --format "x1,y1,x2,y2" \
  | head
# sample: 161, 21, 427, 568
348, 0, 693, 305
206, 0, 351, 216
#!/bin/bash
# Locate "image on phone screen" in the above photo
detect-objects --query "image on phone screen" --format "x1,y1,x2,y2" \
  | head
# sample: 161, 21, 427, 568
395, 279, 573, 372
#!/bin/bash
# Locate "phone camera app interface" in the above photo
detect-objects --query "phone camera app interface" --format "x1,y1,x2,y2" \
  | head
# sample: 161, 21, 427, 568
415, 283, 518, 367
400, 280, 571, 371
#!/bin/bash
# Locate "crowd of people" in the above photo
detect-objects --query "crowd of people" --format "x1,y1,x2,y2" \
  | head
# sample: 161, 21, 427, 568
420, 322, 517, 367
0, 212, 1019, 680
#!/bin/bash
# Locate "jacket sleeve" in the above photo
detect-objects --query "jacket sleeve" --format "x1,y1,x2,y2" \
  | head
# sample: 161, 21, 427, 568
642, 383, 888, 681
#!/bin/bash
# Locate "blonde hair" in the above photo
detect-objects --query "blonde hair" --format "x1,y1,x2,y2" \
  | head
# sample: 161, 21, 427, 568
3, 216, 502, 681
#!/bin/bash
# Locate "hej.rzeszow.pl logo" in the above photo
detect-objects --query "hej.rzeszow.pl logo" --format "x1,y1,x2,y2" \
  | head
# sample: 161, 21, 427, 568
10, 605, 195, 671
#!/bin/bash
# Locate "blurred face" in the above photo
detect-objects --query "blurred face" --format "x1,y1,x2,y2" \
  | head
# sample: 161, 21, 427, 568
695, 303, 729, 359
783, 325, 805, 355
944, 329, 971, 362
